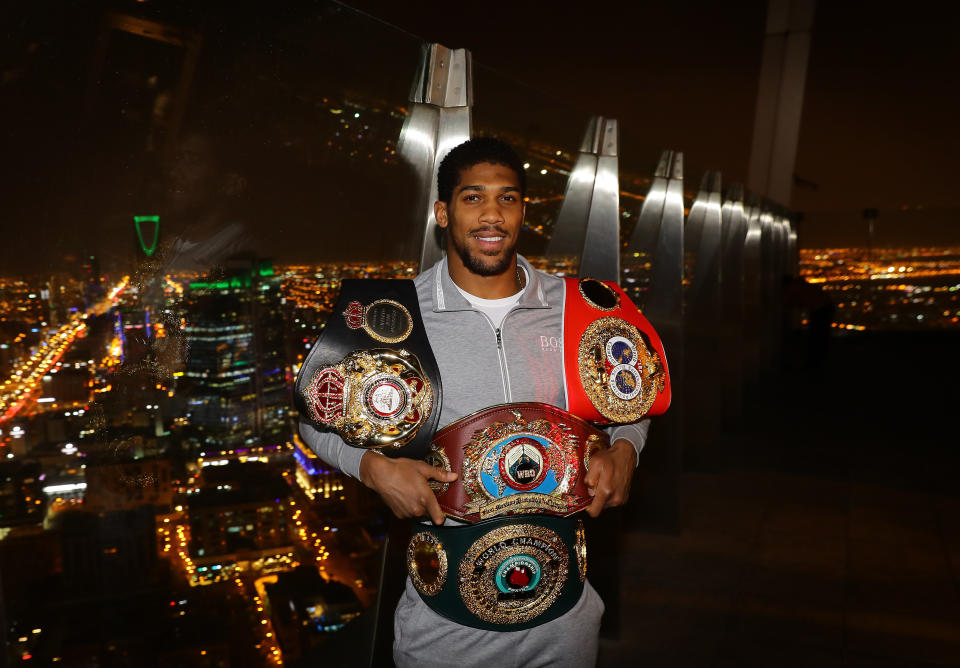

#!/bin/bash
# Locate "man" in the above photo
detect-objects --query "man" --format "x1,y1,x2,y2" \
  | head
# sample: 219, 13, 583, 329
300, 137, 649, 667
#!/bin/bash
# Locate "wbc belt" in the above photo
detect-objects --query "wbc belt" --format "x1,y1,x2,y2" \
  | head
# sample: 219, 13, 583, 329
294, 279, 441, 460
406, 515, 586, 631
564, 277, 671, 424
426, 403, 608, 522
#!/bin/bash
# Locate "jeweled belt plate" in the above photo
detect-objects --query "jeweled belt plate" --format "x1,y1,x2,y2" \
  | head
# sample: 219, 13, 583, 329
294, 279, 442, 458
427, 403, 608, 522
564, 277, 671, 423
406, 515, 586, 630
302, 348, 433, 449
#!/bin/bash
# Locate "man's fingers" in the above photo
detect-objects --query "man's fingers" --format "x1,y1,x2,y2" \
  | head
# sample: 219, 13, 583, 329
418, 462, 458, 482
587, 491, 606, 517
424, 494, 446, 525
583, 458, 602, 491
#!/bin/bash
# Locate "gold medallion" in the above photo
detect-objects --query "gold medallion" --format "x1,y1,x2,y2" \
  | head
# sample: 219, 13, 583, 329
407, 532, 447, 596
424, 443, 453, 495
343, 299, 414, 343
578, 317, 665, 422
458, 523, 570, 625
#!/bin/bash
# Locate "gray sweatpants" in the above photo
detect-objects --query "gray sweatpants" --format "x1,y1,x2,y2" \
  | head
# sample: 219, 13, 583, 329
393, 577, 604, 668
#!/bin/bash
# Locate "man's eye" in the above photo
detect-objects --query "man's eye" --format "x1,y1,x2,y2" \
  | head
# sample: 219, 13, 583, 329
501, 195, 516, 202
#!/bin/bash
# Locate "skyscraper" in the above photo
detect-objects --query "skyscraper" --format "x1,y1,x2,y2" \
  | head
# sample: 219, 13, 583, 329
182, 260, 288, 453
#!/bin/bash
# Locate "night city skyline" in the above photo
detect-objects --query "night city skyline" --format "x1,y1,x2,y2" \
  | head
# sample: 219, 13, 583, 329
2, 2, 959, 667
2, 1, 959, 278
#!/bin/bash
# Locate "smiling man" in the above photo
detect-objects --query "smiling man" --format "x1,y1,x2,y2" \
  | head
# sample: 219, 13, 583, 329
300, 137, 650, 667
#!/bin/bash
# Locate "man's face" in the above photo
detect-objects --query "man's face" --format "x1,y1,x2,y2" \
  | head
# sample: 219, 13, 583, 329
436, 162, 525, 277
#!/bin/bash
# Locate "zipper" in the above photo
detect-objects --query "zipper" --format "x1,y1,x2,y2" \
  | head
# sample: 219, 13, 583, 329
495, 325, 512, 402
476, 313, 512, 402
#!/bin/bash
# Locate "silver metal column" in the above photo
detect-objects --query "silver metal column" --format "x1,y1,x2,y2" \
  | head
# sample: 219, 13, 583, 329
720, 185, 748, 424
623, 151, 685, 311
684, 171, 724, 466
397, 43, 473, 271
787, 219, 799, 275
686, 171, 724, 323
742, 199, 764, 384
623, 151, 685, 531
547, 117, 620, 282
758, 206, 777, 370
747, 0, 816, 207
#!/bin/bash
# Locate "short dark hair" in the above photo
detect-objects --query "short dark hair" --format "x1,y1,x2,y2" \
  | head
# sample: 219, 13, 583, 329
436, 137, 526, 205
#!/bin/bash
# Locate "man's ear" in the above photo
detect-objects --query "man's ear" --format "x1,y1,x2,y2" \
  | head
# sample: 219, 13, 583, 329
434, 200, 448, 228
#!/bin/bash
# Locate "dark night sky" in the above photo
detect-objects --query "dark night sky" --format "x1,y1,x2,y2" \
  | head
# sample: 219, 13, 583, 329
1, 0, 958, 276
348, 0, 960, 247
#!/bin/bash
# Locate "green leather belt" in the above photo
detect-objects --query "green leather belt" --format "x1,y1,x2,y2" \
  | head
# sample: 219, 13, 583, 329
406, 515, 586, 631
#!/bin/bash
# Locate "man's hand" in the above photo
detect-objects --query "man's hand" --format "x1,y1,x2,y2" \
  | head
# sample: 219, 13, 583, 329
359, 453, 458, 525
583, 438, 636, 518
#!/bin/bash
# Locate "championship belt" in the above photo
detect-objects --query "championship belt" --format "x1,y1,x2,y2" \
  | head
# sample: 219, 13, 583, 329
427, 403, 608, 522
406, 515, 587, 631
564, 277, 671, 424
294, 279, 442, 459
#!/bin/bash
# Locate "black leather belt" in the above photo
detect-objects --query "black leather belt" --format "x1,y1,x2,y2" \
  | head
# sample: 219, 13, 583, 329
294, 279, 442, 460
406, 515, 586, 631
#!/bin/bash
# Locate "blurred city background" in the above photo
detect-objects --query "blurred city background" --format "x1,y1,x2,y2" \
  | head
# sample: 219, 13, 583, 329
1, 1, 958, 666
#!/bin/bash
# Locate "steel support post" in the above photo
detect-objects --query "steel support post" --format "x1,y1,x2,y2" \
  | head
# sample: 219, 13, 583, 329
623, 151, 684, 532
547, 117, 620, 282
720, 185, 748, 425
758, 206, 777, 370
747, 0, 816, 207
742, 200, 764, 385
684, 171, 724, 467
397, 44, 473, 271
787, 221, 799, 274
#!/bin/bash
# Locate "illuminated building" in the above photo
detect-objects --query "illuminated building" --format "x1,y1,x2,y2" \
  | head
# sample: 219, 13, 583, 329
186, 471, 294, 583
292, 435, 378, 519
182, 260, 288, 453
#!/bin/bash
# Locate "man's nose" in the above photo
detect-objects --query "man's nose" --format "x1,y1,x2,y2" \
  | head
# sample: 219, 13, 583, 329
478, 199, 504, 224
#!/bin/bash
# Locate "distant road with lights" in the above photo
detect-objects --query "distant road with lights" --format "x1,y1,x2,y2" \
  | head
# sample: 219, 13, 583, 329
0, 277, 128, 424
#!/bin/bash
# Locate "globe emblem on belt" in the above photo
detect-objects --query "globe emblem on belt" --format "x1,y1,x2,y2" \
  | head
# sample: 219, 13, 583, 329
609, 364, 642, 400
605, 336, 638, 365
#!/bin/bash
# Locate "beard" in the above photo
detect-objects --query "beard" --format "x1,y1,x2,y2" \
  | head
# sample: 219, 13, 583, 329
449, 226, 517, 277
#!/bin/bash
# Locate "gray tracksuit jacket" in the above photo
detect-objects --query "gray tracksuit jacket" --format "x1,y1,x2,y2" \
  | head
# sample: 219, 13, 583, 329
299, 254, 650, 475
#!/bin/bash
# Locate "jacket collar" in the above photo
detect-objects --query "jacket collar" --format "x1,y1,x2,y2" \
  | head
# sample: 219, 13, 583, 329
431, 254, 550, 312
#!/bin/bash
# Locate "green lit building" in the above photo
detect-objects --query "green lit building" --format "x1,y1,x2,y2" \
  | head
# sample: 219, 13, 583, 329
182, 260, 289, 453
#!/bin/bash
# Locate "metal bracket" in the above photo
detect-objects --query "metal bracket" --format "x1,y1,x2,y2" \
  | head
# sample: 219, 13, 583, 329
398, 44, 473, 272
685, 171, 723, 322
625, 150, 684, 320
547, 116, 620, 282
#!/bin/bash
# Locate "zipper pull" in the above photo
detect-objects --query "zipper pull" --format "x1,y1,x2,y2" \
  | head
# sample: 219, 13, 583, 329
496, 328, 502, 349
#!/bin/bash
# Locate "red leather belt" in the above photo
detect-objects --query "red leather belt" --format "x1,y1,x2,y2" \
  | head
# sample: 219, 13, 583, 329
427, 403, 608, 522
563, 277, 671, 424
